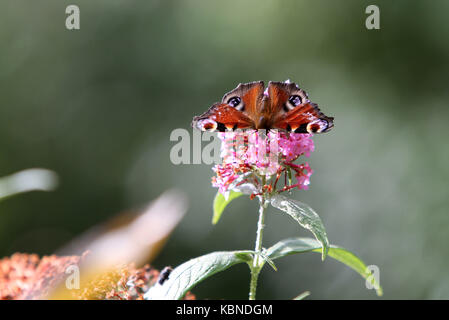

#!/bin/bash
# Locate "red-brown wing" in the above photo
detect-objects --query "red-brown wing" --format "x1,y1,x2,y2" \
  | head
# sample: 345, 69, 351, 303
265, 81, 334, 133
273, 102, 334, 133
192, 81, 264, 132
263, 81, 308, 115
221, 81, 264, 119
192, 103, 254, 132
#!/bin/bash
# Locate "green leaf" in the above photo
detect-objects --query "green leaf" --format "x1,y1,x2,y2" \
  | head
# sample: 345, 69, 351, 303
0, 169, 58, 202
270, 194, 329, 260
258, 252, 277, 271
267, 237, 318, 260
294, 291, 310, 300
212, 190, 242, 224
144, 251, 252, 300
266, 237, 383, 296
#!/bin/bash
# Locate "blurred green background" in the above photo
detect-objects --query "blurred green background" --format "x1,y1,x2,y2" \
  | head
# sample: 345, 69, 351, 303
1, 0, 448, 299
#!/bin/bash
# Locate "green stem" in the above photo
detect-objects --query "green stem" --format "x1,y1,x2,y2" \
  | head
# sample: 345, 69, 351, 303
249, 193, 267, 300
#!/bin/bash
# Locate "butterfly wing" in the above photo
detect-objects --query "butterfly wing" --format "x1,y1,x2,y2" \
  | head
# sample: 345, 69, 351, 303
221, 81, 264, 118
192, 103, 254, 132
265, 81, 334, 133
192, 81, 264, 132
274, 102, 334, 133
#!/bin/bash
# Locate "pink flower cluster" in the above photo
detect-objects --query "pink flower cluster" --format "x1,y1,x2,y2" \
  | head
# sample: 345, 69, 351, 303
211, 130, 315, 195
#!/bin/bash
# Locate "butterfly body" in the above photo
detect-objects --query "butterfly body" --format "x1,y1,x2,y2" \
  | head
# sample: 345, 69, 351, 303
192, 80, 334, 134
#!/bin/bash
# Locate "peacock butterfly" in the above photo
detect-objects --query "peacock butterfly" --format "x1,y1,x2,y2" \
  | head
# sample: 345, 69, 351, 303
192, 80, 334, 134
